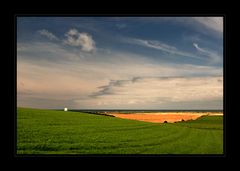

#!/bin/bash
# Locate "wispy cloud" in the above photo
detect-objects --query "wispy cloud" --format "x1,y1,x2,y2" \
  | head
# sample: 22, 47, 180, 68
193, 43, 221, 64
38, 29, 59, 40
125, 38, 204, 60
191, 17, 223, 33
63, 28, 95, 52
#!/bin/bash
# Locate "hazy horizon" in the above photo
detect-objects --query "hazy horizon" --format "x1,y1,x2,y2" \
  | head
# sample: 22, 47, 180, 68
17, 17, 223, 110
17, 106, 224, 111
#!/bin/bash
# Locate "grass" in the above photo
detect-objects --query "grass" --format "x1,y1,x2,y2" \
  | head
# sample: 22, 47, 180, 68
17, 108, 223, 154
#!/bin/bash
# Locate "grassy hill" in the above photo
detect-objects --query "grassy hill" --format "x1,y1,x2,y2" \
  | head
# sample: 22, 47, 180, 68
17, 108, 223, 154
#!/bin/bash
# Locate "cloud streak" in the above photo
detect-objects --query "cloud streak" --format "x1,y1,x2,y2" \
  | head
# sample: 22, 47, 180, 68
38, 29, 59, 40
125, 38, 205, 60
193, 43, 221, 64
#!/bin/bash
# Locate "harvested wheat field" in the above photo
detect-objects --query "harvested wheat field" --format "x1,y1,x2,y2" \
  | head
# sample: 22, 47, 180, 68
108, 112, 223, 123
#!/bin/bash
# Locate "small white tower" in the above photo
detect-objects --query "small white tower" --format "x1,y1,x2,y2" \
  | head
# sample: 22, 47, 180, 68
64, 107, 68, 111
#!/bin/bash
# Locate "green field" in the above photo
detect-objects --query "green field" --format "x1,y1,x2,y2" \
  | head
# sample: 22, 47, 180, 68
17, 108, 223, 154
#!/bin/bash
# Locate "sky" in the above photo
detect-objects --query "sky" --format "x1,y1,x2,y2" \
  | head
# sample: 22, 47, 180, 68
17, 17, 223, 109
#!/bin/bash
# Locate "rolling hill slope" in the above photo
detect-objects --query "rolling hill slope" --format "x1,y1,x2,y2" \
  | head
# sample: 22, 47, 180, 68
17, 108, 223, 154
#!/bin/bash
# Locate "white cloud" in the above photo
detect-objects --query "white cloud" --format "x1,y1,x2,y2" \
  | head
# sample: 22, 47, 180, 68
38, 29, 59, 40
193, 43, 221, 64
37, 28, 96, 52
63, 28, 95, 52
193, 43, 205, 52
192, 17, 223, 33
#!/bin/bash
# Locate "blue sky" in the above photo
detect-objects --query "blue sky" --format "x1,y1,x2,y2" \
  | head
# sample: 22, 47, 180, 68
17, 17, 223, 109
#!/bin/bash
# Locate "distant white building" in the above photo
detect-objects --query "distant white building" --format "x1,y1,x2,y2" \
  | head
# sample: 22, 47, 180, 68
64, 108, 68, 111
